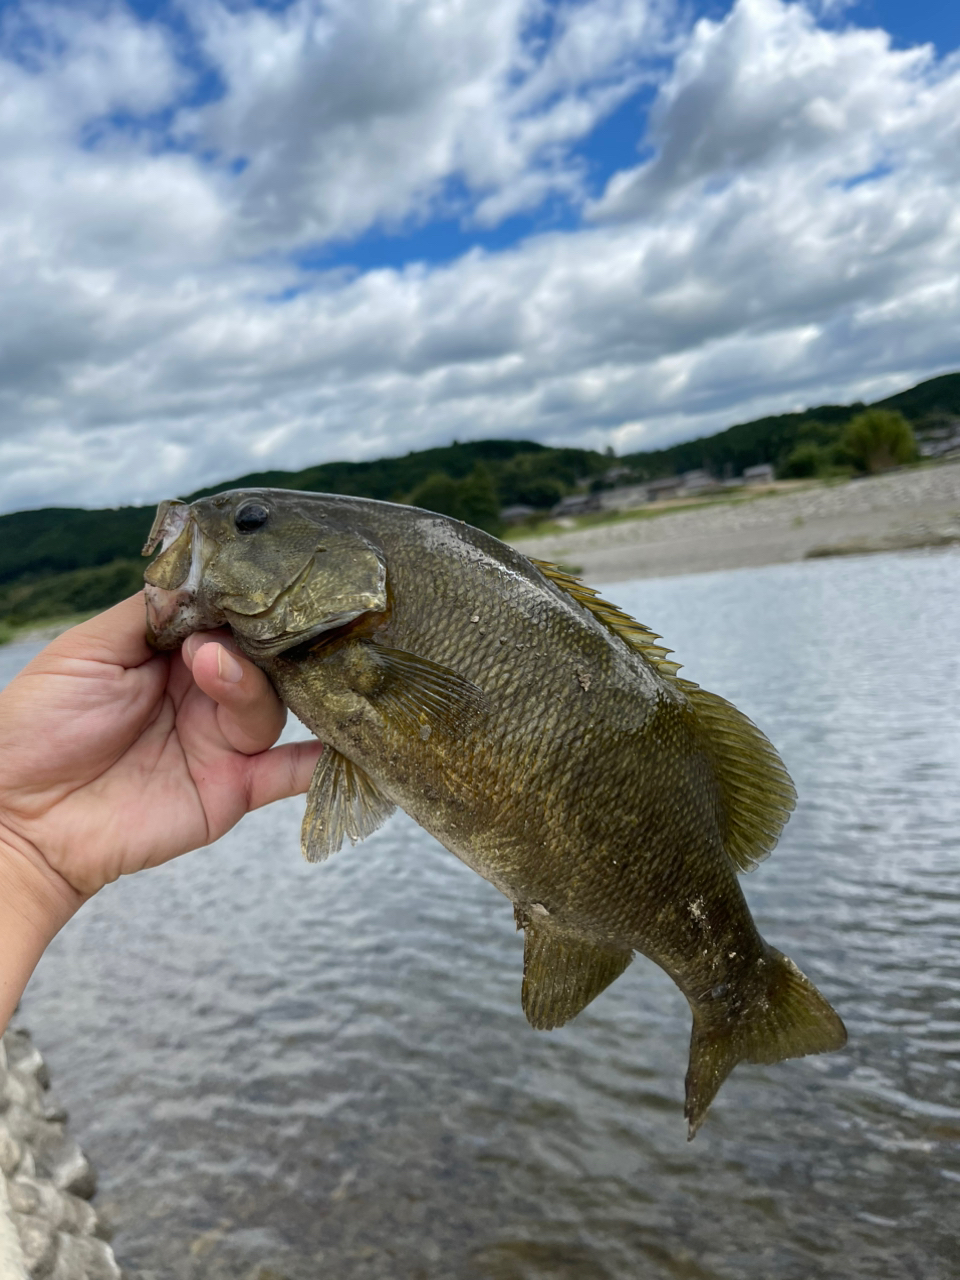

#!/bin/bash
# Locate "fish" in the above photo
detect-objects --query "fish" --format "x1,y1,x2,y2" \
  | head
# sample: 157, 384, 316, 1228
143, 488, 847, 1136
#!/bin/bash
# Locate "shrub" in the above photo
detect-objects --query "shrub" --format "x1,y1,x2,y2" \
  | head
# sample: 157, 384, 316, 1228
839, 409, 917, 474
779, 443, 829, 479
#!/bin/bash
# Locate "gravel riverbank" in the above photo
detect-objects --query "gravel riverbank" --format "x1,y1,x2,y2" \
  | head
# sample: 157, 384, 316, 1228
511, 461, 960, 584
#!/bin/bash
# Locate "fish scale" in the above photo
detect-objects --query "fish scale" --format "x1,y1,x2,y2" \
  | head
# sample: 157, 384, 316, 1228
143, 488, 846, 1136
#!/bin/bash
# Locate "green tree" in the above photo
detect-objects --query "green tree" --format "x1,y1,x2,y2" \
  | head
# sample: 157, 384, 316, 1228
407, 472, 465, 521
458, 463, 503, 535
778, 443, 827, 479
497, 451, 573, 508
839, 409, 917, 474
407, 465, 503, 535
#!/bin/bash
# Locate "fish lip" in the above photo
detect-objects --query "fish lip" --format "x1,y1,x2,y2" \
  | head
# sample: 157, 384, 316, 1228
144, 582, 211, 649
144, 511, 223, 649
143, 499, 190, 559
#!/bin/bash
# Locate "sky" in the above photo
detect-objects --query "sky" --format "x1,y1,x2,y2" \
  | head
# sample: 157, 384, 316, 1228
0, 0, 958, 512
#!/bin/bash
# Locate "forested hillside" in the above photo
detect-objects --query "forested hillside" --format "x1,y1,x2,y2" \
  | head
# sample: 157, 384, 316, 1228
621, 371, 960, 479
1, 370, 956, 632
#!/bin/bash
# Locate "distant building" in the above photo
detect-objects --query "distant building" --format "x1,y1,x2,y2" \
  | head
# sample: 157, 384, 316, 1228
681, 469, 713, 493
598, 483, 650, 512
551, 493, 601, 517
499, 504, 536, 524
919, 421, 960, 458
742, 463, 775, 484
645, 476, 684, 501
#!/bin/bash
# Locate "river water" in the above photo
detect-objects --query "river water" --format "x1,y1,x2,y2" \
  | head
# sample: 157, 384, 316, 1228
5, 550, 959, 1280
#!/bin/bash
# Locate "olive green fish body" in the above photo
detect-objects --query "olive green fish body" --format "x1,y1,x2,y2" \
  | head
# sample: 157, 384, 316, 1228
144, 490, 846, 1134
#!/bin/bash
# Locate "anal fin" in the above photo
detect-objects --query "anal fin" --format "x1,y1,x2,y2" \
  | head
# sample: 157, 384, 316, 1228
301, 748, 395, 862
516, 908, 633, 1030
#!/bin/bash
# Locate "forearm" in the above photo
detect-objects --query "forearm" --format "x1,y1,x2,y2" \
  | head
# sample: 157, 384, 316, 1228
0, 833, 83, 1032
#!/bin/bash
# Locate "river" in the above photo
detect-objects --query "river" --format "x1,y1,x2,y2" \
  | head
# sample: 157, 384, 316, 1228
5, 549, 959, 1280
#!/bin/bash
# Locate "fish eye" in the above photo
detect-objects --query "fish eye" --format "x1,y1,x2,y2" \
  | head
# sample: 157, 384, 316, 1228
235, 502, 269, 533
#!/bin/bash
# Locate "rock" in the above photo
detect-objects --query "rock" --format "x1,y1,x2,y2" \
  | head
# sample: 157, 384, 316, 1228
4, 1101, 42, 1147
3, 1032, 50, 1091
41, 1141, 97, 1203
0, 1169, 29, 1280
0, 1121, 25, 1177
1, 1028, 120, 1278
5, 1178, 40, 1215
12, 1209, 57, 1277
7, 1177, 99, 1237
47, 1234, 122, 1280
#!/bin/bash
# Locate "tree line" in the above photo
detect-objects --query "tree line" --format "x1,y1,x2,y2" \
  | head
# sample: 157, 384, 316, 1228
0, 370, 956, 632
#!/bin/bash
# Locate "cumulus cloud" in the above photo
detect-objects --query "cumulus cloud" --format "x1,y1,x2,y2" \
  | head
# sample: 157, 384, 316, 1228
181, 0, 669, 245
588, 0, 958, 218
0, 0, 958, 512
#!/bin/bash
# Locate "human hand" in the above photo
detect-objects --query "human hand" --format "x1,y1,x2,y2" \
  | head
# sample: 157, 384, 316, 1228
0, 593, 321, 1026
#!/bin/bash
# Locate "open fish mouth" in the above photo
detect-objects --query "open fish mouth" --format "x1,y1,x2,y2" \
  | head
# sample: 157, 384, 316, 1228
142, 500, 219, 649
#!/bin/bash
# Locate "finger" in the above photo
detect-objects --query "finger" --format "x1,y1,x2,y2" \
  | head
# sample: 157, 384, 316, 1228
35, 593, 154, 672
242, 739, 324, 811
187, 637, 287, 754
181, 628, 236, 672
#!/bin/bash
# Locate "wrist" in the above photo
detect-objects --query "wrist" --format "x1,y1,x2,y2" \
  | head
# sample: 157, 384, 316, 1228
0, 827, 85, 1032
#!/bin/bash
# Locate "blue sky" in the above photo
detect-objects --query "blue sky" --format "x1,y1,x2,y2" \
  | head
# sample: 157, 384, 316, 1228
0, 0, 959, 510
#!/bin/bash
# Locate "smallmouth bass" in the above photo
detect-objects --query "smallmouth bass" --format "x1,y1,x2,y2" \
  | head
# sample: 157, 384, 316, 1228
143, 489, 846, 1136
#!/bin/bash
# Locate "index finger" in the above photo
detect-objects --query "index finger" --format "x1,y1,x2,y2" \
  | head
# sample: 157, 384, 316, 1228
32, 593, 156, 672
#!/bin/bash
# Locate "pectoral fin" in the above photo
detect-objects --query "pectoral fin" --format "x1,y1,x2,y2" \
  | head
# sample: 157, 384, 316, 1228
358, 644, 486, 739
516, 908, 633, 1030
301, 748, 395, 862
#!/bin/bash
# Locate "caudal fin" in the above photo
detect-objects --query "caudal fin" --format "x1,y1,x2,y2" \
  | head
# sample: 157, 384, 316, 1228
684, 947, 846, 1139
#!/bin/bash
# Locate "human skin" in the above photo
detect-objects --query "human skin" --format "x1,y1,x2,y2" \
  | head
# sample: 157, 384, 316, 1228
0, 593, 322, 1032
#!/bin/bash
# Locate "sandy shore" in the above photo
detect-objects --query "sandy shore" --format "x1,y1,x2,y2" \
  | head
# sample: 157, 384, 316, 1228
510, 461, 960, 585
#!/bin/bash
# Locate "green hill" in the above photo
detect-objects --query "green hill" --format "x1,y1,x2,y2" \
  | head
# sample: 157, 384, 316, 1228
1, 370, 956, 633
873, 371, 960, 426
0, 438, 607, 629
620, 371, 960, 479
620, 399, 860, 480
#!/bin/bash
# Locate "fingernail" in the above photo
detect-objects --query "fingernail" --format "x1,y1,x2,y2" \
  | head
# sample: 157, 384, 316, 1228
217, 645, 244, 684
183, 634, 203, 661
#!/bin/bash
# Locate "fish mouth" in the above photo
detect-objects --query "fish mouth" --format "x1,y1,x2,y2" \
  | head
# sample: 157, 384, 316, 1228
142, 501, 221, 649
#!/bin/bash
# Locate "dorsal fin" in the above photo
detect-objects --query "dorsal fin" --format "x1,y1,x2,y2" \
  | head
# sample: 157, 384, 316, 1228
530, 559, 796, 872
682, 686, 797, 871
529, 558, 684, 678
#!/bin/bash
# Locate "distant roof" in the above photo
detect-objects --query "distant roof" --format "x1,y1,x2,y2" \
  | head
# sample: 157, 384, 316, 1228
552, 493, 600, 514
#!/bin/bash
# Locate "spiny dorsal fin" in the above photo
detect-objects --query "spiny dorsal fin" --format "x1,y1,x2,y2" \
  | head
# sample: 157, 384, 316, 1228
301, 748, 395, 862
530, 559, 684, 678
530, 559, 796, 872
516, 906, 633, 1030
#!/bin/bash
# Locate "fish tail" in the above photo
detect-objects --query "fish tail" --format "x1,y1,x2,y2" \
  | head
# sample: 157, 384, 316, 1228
684, 945, 846, 1140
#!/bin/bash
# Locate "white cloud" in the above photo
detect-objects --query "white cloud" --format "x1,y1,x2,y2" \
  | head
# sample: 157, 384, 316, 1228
0, 0, 958, 513
182, 0, 670, 245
